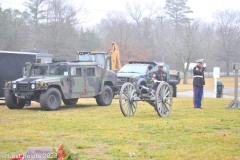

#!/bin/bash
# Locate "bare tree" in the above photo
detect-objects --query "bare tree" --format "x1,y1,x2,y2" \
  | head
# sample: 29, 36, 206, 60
97, 11, 152, 64
126, 1, 162, 25
125, 1, 163, 62
181, 20, 212, 83
213, 10, 240, 75
164, 19, 211, 84
125, 2, 145, 29
39, 0, 85, 60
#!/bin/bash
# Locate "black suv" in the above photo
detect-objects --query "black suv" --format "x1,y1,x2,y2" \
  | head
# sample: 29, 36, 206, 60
117, 61, 156, 89
117, 61, 180, 97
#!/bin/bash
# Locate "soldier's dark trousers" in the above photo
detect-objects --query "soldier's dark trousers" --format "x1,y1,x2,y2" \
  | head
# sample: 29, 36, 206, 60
193, 85, 203, 108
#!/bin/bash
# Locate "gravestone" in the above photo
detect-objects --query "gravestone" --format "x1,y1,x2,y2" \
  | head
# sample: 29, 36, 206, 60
23, 147, 56, 160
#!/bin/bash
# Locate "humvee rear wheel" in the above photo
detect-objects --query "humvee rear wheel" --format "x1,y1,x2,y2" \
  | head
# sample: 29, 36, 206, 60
62, 98, 78, 105
96, 85, 113, 106
5, 90, 25, 109
155, 82, 173, 117
119, 82, 138, 116
40, 88, 61, 111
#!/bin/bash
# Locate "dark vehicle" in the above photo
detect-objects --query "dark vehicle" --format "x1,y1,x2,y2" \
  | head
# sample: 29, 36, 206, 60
4, 56, 118, 111
0, 50, 52, 100
117, 61, 180, 97
0, 51, 35, 99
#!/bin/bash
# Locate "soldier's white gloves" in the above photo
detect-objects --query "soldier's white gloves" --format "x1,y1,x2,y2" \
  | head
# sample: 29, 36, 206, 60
153, 79, 157, 83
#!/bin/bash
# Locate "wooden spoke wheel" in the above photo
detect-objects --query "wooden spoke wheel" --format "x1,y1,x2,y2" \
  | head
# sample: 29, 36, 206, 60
155, 82, 173, 117
119, 82, 138, 116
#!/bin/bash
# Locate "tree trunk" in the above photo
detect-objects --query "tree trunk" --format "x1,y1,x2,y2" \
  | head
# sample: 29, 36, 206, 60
226, 61, 230, 76
183, 70, 188, 84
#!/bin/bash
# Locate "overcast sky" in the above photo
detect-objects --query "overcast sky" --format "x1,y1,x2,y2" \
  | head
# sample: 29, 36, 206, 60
1, 0, 240, 27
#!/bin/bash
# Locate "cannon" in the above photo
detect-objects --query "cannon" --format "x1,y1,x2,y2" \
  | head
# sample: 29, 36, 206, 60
119, 81, 173, 117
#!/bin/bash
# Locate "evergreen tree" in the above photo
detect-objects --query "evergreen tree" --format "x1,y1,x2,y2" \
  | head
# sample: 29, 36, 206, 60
23, 0, 46, 29
79, 28, 102, 51
0, 7, 29, 50
164, 0, 193, 28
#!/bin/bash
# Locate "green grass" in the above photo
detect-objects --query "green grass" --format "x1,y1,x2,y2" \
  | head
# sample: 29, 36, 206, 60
0, 97, 240, 159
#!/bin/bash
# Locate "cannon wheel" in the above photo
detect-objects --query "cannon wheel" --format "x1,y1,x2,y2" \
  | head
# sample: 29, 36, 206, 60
119, 82, 138, 116
155, 82, 173, 117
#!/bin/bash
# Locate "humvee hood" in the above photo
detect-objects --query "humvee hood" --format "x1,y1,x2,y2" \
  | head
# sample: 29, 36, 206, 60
15, 77, 39, 83
15, 76, 60, 83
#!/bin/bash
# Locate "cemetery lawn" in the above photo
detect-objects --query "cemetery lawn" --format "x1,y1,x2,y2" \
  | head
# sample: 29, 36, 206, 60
0, 96, 239, 159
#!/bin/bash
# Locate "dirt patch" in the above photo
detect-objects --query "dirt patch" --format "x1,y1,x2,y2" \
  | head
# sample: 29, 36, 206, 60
83, 143, 113, 159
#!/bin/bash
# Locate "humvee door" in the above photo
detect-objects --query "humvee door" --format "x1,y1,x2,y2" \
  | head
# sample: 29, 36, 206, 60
85, 67, 100, 96
70, 67, 85, 96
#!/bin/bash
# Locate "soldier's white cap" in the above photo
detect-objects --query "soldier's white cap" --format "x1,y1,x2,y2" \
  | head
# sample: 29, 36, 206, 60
196, 59, 204, 63
157, 62, 164, 68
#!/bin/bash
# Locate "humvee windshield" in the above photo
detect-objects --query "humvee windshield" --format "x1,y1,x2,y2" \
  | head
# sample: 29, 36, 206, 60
78, 54, 106, 67
78, 54, 94, 61
30, 64, 68, 76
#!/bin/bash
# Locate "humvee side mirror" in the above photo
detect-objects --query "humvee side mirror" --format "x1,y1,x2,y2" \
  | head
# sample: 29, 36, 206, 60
23, 67, 27, 77
71, 67, 76, 76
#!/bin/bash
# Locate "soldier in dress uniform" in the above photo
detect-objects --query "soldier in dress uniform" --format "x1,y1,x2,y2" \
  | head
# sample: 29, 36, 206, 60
152, 63, 168, 91
193, 59, 206, 109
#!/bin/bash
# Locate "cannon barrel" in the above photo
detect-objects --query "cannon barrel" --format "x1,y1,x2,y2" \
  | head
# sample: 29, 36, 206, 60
137, 85, 150, 92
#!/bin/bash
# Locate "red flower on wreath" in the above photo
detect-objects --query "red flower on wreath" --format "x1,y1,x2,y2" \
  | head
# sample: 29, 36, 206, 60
58, 144, 63, 152
11, 155, 23, 160
57, 144, 66, 159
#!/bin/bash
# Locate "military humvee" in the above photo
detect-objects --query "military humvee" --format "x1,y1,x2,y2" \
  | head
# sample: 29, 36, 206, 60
4, 56, 118, 111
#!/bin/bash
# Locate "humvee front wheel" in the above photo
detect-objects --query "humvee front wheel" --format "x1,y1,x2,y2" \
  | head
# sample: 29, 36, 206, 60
62, 98, 78, 105
5, 90, 25, 109
96, 85, 113, 106
40, 88, 61, 111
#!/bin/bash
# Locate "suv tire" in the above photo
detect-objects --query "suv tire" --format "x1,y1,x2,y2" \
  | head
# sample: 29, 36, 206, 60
96, 85, 113, 106
5, 90, 25, 109
40, 88, 61, 111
